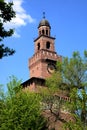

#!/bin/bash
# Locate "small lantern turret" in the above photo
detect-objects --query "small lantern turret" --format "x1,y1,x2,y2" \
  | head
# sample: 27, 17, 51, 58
38, 12, 51, 37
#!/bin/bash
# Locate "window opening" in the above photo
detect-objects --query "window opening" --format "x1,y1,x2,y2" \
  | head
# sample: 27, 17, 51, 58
39, 31, 41, 36
46, 30, 48, 35
46, 42, 50, 49
37, 43, 40, 50
42, 29, 44, 35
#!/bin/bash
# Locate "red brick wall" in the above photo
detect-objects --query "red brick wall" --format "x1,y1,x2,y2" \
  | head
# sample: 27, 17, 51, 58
29, 49, 62, 79
34, 36, 55, 53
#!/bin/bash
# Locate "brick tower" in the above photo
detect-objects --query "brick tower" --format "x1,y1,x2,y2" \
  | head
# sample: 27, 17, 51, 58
22, 14, 62, 91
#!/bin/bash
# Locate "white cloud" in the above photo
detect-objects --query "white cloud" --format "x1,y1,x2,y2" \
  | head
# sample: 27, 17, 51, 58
4, 0, 35, 37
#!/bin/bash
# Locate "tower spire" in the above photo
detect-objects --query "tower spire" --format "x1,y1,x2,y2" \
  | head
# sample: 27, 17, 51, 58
43, 12, 45, 19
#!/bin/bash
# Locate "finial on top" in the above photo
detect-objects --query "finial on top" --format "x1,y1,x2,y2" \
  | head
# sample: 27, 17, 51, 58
43, 12, 45, 19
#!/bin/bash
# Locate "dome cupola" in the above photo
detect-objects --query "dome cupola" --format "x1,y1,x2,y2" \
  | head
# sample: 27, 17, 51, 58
38, 19, 51, 29
38, 12, 51, 36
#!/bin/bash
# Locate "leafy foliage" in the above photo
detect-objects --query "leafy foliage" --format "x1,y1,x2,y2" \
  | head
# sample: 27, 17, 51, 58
0, 0, 15, 59
43, 50, 87, 129
61, 51, 87, 128
7, 75, 22, 98
61, 51, 87, 92
0, 92, 46, 130
0, 76, 47, 130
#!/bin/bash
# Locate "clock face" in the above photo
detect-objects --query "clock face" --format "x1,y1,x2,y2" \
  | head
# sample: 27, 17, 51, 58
47, 63, 56, 73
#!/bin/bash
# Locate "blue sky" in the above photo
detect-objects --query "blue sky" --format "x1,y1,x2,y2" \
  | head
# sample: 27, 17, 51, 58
0, 0, 87, 89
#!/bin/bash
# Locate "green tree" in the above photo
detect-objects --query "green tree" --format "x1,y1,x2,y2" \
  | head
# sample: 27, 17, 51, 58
61, 51, 87, 91
7, 75, 22, 98
42, 50, 87, 130
58, 51, 87, 129
0, 76, 47, 130
64, 87, 87, 130
61, 51, 87, 127
0, 0, 15, 59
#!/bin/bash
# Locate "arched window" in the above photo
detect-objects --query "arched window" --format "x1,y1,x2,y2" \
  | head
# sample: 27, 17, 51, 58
46, 30, 48, 35
37, 43, 40, 50
39, 31, 41, 36
42, 29, 44, 35
46, 41, 50, 49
